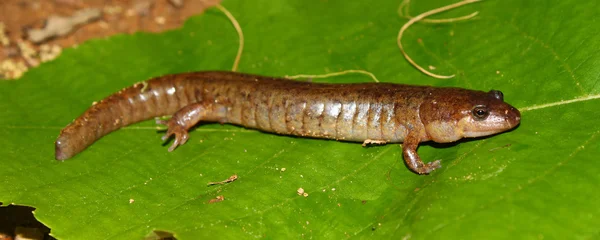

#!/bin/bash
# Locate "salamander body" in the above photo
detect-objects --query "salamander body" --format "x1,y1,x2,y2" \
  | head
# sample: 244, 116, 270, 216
56, 71, 520, 174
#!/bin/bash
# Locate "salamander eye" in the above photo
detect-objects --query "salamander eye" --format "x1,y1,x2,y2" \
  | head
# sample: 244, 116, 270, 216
472, 105, 489, 120
489, 90, 504, 100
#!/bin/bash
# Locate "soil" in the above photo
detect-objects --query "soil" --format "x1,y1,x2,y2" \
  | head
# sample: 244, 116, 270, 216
0, 0, 220, 79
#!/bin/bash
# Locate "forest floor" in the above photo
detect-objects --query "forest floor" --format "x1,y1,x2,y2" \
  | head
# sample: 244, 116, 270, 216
0, 0, 219, 79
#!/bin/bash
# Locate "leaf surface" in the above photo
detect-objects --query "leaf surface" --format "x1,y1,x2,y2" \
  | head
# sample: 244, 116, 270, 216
1, 0, 599, 239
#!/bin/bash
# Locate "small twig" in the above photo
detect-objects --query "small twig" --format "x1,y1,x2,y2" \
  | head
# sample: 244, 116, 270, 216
398, 0, 480, 24
398, 0, 411, 17
214, 4, 244, 72
207, 174, 238, 186
401, 12, 480, 24
397, 0, 482, 79
285, 69, 380, 83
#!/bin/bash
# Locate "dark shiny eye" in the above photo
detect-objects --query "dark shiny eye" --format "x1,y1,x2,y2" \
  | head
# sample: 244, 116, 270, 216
489, 90, 504, 101
472, 105, 489, 120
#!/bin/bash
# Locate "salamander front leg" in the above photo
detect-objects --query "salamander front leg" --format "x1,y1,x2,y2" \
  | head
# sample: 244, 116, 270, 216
156, 103, 213, 152
402, 131, 441, 175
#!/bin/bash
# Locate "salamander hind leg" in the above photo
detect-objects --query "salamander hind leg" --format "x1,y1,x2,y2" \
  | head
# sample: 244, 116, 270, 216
402, 131, 442, 175
156, 102, 223, 152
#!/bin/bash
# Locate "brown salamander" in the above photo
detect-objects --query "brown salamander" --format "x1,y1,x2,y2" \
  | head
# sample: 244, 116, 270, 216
55, 71, 520, 174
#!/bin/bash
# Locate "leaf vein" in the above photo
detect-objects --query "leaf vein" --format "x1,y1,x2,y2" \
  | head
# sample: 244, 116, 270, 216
520, 93, 600, 112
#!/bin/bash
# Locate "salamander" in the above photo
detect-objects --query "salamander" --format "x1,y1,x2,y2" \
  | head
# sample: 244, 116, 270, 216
55, 71, 521, 174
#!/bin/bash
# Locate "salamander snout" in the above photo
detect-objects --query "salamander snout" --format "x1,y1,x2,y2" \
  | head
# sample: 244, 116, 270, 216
454, 102, 521, 140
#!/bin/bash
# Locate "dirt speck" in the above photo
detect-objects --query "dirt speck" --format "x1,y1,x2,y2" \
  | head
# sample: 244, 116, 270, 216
297, 187, 305, 195
208, 195, 224, 204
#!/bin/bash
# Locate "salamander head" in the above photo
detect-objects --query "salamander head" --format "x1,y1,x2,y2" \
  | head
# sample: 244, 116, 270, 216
420, 89, 521, 143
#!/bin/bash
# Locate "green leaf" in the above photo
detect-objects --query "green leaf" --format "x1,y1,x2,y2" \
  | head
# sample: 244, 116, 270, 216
1, 0, 599, 239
